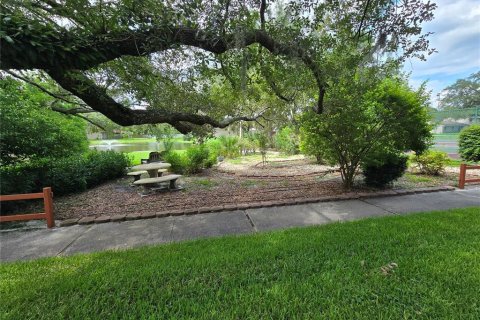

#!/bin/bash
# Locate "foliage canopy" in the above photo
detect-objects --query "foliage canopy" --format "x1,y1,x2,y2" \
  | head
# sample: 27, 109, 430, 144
0, 78, 88, 165
1, 0, 436, 132
438, 71, 480, 110
300, 76, 432, 188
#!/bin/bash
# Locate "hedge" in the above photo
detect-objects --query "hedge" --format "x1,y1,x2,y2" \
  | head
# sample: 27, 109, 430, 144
0, 151, 130, 197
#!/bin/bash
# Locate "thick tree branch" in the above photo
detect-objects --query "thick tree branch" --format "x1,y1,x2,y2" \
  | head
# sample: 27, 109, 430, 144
2, 21, 326, 110
47, 69, 266, 133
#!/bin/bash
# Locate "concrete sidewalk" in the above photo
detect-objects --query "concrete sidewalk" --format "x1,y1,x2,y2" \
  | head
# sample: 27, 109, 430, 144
1, 188, 479, 262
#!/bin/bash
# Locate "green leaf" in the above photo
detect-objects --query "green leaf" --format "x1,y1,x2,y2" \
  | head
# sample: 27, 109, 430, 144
4, 35, 14, 44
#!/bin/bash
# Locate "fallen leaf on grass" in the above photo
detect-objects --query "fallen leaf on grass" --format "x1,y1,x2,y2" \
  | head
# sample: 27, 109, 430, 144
380, 262, 398, 276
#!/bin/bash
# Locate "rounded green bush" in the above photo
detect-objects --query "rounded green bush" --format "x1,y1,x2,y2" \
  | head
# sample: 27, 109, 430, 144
362, 152, 408, 187
459, 124, 480, 163
414, 150, 449, 175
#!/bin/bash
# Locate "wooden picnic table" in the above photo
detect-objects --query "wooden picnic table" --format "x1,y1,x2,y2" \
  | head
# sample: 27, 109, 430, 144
131, 162, 171, 178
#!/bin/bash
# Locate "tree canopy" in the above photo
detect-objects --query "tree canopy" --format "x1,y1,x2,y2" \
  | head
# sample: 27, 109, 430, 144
1, 0, 436, 133
438, 71, 480, 110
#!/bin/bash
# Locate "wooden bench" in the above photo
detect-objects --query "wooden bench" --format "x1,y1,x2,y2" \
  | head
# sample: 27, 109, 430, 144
127, 170, 147, 182
133, 174, 182, 190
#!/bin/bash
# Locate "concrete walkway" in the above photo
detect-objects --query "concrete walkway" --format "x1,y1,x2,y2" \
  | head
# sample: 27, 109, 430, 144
1, 188, 479, 262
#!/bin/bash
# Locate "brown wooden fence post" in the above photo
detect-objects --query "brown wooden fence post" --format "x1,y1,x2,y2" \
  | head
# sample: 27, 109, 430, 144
43, 187, 55, 228
458, 164, 467, 189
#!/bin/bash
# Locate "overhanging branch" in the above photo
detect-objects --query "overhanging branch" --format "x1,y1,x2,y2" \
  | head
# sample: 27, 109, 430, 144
47, 69, 267, 133
4, 70, 89, 107
2, 21, 326, 111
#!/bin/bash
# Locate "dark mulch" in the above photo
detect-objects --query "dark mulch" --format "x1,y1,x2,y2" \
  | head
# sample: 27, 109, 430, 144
52, 169, 347, 220
22, 158, 467, 220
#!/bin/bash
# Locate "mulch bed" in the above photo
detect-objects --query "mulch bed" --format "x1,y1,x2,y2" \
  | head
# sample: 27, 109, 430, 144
42, 158, 473, 220
53, 171, 346, 220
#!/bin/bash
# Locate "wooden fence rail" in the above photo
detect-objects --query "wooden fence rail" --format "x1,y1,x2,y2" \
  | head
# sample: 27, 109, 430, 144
0, 187, 55, 228
459, 164, 480, 189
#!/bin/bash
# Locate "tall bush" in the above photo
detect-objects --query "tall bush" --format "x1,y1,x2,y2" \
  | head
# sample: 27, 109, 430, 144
164, 151, 189, 174
85, 151, 130, 187
299, 77, 432, 188
165, 146, 212, 175
459, 124, 480, 162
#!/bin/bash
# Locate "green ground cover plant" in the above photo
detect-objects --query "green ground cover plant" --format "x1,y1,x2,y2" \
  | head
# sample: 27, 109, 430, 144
1, 208, 479, 319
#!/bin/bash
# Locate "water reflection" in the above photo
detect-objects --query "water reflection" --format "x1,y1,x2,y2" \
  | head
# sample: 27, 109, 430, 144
90, 140, 191, 153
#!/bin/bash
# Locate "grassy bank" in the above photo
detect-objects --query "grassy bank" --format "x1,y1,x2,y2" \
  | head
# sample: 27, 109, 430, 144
89, 137, 192, 145
433, 133, 459, 141
126, 149, 188, 165
1, 207, 479, 319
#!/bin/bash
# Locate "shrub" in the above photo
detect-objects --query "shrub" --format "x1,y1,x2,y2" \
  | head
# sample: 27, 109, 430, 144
414, 150, 448, 175
164, 151, 189, 174
459, 124, 480, 163
239, 137, 258, 155
186, 145, 210, 174
165, 145, 214, 175
0, 151, 130, 197
0, 162, 39, 195
299, 117, 328, 164
84, 151, 130, 187
44, 157, 88, 195
299, 77, 432, 188
206, 139, 222, 158
219, 136, 240, 158
275, 126, 299, 155
362, 152, 408, 187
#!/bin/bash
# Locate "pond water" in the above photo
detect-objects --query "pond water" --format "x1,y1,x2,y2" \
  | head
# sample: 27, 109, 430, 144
89, 140, 191, 153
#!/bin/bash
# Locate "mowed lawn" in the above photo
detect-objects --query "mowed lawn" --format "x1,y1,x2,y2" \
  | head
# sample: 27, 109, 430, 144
1, 208, 479, 319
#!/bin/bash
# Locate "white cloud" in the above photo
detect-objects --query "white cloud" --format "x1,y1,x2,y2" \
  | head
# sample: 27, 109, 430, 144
404, 0, 480, 107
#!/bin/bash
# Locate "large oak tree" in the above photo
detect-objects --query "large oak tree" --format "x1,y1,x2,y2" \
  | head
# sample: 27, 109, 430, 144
1, 0, 436, 133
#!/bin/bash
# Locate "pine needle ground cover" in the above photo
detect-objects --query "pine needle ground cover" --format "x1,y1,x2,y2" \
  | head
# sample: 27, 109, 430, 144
1, 208, 479, 319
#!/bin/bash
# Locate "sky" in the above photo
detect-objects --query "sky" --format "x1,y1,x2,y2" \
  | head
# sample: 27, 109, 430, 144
403, 0, 480, 108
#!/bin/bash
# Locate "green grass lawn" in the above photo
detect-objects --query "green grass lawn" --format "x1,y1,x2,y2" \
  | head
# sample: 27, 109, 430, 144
433, 133, 460, 142
126, 149, 188, 165
89, 137, 156, 145
125, 150, 151, 165
1, 208, 479, 319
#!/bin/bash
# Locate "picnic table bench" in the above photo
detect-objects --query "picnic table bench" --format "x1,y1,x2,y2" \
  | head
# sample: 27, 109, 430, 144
127, 169, 168, 182
127, 170, 147, 182
133, 174, 182, 190
131, 162, 171, 178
